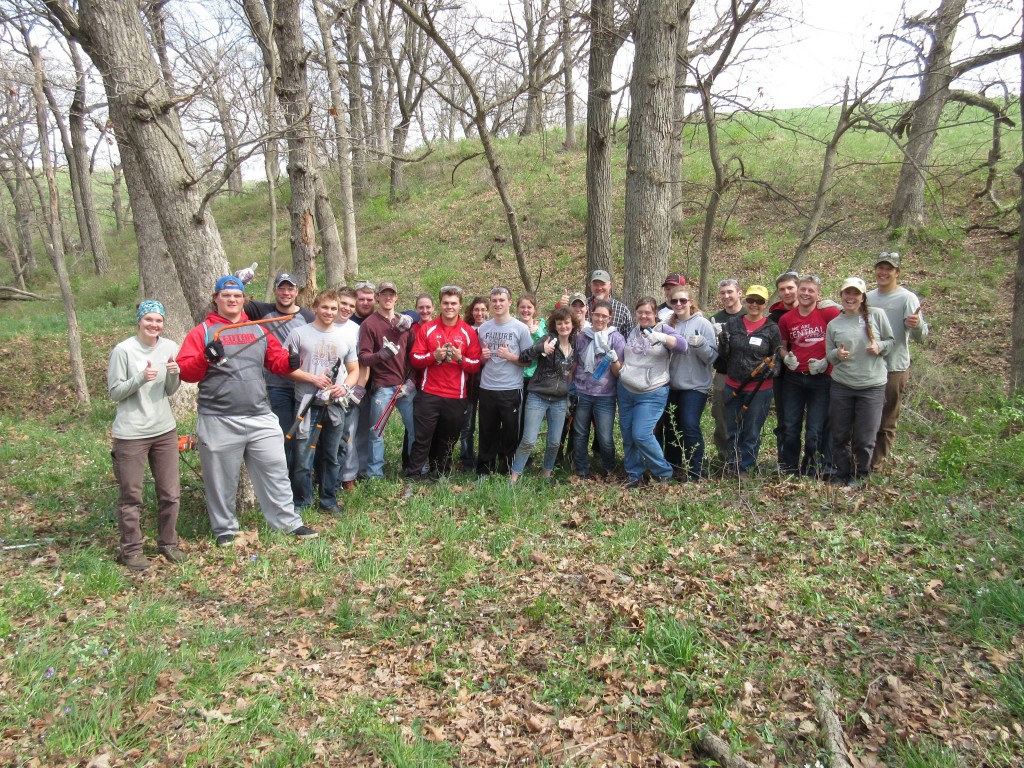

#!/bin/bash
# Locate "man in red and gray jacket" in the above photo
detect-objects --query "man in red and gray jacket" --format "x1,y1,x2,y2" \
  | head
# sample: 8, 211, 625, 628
406, 286, 482, 477
178, 275, 320, 546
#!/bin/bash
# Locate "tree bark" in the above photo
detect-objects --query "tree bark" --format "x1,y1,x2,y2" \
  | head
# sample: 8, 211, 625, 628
69, 44, 110, 273
27, 39, 89, 405
46, 0, 229, 322
559, 0, 576, 150
669, 0, 694, 229
343, 0, 370, 196
623, 0, 677, 308
1012, 18, 1024, 398
111, 163, 124, 232
40, 77, 89, 256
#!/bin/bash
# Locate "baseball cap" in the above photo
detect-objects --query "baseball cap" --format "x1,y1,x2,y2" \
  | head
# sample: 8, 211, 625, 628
274, 272, 298, 288
743, 285, 770, 302
215, 275, 245, 292
662, 273, 685, 287
377, 281, 398, 294
568, 292, 587, 306
875, 251, 901, 269
841, 277, 867, 294
590, 270, 612, 284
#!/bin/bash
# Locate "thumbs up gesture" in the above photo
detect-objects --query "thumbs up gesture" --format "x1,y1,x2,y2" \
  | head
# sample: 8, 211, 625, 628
838, 343, 849, 361
905, 305, 922, 329
143, 359, 157, 382
235, 262, 258, 285
166, 355, 179, 376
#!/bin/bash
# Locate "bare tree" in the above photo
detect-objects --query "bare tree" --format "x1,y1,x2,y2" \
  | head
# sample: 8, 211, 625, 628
1012, 22, 1024, 398
341, 0, 370, 195
622, 0, 677, 306
558, 0, 577, 150
888, 0, 1023, 231
669, 0, 694, 229
68, 43, 109, 272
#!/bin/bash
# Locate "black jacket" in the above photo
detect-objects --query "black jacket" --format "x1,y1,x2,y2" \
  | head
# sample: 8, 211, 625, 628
519, 336, 575, 399
718, 315, 782, 384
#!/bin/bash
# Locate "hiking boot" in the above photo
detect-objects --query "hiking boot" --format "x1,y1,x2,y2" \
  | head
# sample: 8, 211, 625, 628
624, 476, 647, 490
319, 504, 342, 515
216, 533, 236, 547
118, 553, 151, 571
290, 525, 319, 539
158, 545, 188, 563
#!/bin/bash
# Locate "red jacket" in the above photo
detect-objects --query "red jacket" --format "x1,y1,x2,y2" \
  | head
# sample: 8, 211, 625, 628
410, 318, 482, 399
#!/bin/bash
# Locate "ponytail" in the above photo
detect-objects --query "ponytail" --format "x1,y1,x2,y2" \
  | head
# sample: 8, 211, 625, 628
861, 296, 875, 343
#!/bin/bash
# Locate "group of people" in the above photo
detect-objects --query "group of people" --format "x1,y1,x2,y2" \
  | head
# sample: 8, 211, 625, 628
107, 255, 926, 569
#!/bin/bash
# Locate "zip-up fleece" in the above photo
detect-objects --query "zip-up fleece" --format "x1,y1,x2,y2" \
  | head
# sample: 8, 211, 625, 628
410, 318, 482, 399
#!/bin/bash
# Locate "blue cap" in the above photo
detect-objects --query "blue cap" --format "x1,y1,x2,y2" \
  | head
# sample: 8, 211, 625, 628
215, 275, 245, 292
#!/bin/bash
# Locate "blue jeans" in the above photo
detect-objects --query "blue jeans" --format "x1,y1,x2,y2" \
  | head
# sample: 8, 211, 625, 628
779, 373, 832, 476
291, 404, 348, 510
723, 385, 773, 471
512, 392, 568, 475
618, 383, 672, 481
573, 393, 617, 476
665, 388, 708, 481
367, 385, 416, 477
268, 386, 297, 469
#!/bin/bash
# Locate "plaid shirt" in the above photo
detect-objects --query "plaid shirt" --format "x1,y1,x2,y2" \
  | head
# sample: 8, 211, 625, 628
590, 296, 633, 336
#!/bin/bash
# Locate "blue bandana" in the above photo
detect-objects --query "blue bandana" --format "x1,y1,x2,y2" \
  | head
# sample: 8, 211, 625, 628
137, 300, 166, 322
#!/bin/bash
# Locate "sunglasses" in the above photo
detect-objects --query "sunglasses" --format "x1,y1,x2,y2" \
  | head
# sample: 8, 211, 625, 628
440, 285, 463, 296
798, 274, 821, 284
354, 280, 377, 291
745, 297, 766, 305
669, 297, 689, 305
490, 286, 511, 297
775, 270, 800, 284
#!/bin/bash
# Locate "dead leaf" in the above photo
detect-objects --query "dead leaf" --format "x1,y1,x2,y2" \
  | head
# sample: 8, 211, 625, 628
86, 754, 111, 768
197, 708, 242, 725
423, 724, 445, 742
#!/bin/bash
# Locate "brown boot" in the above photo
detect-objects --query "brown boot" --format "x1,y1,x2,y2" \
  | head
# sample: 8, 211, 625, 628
157, 545, 187, 564
118, 553, 151, 571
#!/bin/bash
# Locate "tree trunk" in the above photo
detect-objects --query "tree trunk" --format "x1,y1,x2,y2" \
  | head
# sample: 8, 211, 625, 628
212, 75, 244, 196
28, 40, 89, 405
623, 0, 677, 308
41, 79, 88, 256
344, 0, 370, 195
313, 0, 359, 280
69, 44, 110, 273
0, 210, 27, 291
111, 163, 124, 232
696, 82, 726, 309
669, 0, 694, 229
888, 0, 967, 231
1011, 26, 1024, 398
47, 0, 229, 322
585, 0, 624, 284
559, 0, 576, 150
315, 176, 346, 288
521, 0, 552, 136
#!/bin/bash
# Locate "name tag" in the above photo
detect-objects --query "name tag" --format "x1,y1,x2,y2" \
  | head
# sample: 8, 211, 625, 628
749, 336, 764, 348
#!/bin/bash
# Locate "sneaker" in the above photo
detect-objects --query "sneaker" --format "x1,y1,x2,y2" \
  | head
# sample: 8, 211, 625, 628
216, 533, 236, 547
319, 504, 342, 515
624, 476, 647, 490
341, 480, 356, 491
290, 525, 319, 539
118, 553, 151, 571
157, 545, 188, 563
652, 475, 672, 485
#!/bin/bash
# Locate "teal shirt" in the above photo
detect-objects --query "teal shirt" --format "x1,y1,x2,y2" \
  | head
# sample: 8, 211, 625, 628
522, 319, 547, 379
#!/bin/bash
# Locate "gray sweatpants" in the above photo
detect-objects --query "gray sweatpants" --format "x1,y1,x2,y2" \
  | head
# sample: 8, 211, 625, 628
197, 412, 304, 537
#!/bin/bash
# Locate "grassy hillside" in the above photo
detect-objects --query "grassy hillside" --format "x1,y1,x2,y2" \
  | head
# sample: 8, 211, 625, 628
1, 104, 1022, 767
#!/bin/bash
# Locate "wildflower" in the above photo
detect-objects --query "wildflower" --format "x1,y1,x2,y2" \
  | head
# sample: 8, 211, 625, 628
44, 667, 55, 679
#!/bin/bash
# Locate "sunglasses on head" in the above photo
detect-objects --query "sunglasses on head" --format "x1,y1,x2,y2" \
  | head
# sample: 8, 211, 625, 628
354, 280, 376, 291
440, 285, 463, 296
745, 296, 766, 305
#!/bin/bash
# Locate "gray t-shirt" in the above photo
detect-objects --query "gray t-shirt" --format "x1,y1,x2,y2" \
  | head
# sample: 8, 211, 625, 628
284, 321, 359, 400
865, 286, 927, 373
477, 316, 534, 391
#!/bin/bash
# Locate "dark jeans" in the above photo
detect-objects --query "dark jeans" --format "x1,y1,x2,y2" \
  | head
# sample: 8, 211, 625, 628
779, 373, 832, 476
662, 388, 709, 481
268, 386, 297, 470
292, 404, 348, 510
476, 388, 522, 475
830, 381, 885, 480
723, 385, 773, 472
410, 392, 470, 475
460, 398, 478, 469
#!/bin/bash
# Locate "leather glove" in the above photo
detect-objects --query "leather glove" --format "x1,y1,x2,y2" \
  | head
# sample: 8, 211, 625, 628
687, 334, 705, 348
348, 384, 366, 406
784, 351, 799, 370
394, 314, 412, 332
204, 339, 225, 364
288, 346, 301, 371
234, 262, 258, 285
398, 379, 417, 399
379, 338, 400, 361
808, 358, 828, 375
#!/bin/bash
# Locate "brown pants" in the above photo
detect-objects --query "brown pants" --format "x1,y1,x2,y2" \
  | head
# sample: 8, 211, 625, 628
111, 429, 180, 557
871, 369, 910, 472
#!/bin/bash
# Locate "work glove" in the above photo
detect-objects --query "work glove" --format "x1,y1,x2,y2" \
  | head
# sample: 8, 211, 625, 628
711, 321, 724, 336
398, 379, 417, 399
687, 334, 705, 348
394, 314, 412, 332
203, 339, 225, 365
603, 349, 618, 364
378, 337, 400, 361
807, 358, 828, 375
288, 346, 301, 371
784, 351, 799, 371
645, 330, 670, 345
234, 262, 258, 285
348, 384, 366, 407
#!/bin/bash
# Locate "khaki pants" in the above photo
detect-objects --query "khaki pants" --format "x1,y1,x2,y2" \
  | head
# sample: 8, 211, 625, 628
111, 429, 180, 557
871, 369, 910, 472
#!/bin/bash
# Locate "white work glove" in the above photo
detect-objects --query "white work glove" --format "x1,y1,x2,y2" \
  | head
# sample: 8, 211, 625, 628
646, 330, 670, 345
379, 337, 400, 360
394, 314, 412, 332
397, 379, 416, 399
604, 349, 618, 364
784, 351, 799, 370
711, 321, 723, 336
807, 358, 828, 375
234, 262, 258, 285
687, 334, 705, 348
